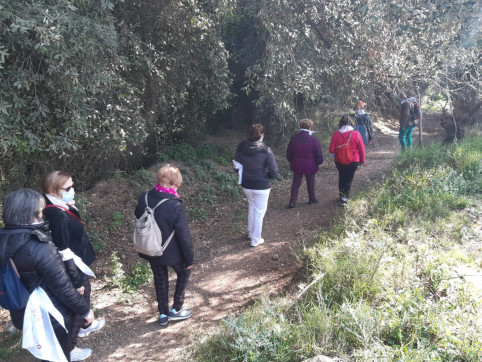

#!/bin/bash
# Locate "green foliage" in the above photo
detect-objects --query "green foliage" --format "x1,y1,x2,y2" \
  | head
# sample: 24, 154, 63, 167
0, 331, 26, 360
193, 299, 297, 362
191, 138, 482, 360
89, 232, 107, 252
105, 252, 126, 290
123, 262, 152, 293
105, 252, 152, 293
157, 143, 216, 165
186, 207, 208, 221
157, 142, 241, 199
0, 0, 146, 192
115, 0, 231, 139
108, 211, 123, 230
230, 0, 480, 135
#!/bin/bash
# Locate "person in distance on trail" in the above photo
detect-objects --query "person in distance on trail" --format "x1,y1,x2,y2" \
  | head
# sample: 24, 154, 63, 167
399, 96, 420, 151
0, 189, 94, 362
135, 164, 194, 327
286, 118, 323, 208
352, 100, 374, 145
41, 171, 105, 361
234, 124, 278, 247
329, 115, 366, 206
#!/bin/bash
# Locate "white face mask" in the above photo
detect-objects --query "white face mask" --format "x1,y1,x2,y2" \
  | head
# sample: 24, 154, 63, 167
61, 187, 75, 202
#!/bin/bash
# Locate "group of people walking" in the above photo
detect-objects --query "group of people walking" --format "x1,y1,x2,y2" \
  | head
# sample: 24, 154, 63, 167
0, 98, 419, 361
234, 113, 367, 250
0, 172, 105, 361
234, 96, 419, 249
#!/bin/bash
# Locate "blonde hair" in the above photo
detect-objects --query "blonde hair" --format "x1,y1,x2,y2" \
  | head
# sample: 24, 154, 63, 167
41, 171, 72, 195
299, 119, 313, 130
156, 164, 183, 188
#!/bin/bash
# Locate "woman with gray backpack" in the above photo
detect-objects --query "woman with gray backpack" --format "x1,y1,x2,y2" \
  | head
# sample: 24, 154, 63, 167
134, 164, 194, 327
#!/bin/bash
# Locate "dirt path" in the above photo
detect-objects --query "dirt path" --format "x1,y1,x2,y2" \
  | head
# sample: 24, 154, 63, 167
1, 115, 444, 361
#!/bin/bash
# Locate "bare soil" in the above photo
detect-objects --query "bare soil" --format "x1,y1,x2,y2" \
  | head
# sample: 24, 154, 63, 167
1, 115, 444, 361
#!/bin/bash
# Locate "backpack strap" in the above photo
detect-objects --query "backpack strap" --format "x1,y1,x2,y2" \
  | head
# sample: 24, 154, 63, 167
9, 258, 22, 278
144, 193, 169, 213
144, 193, 175, 251
336, 131, 353, 148
44, 205, 84, 225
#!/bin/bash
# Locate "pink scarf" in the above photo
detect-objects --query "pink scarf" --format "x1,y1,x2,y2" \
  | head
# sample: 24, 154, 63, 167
155, 184, 179, 198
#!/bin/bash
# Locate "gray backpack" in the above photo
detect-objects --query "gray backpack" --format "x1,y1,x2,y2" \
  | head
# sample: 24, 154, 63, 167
133, 193, 175, 256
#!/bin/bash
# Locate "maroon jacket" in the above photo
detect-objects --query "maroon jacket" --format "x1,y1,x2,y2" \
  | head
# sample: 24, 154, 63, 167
286, 130, 323, 175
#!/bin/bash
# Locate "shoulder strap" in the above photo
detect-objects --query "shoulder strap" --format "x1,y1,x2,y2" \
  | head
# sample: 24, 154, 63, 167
9, 258, 21, 278
161, 230, 176, 253
44, 205, 84, 225
142, 193, 176, 252
144, 193, 169, 212
336, 131, 354, 148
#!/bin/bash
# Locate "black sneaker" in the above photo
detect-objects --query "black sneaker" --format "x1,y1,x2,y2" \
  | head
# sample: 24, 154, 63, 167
159, 314, 168, 327
288, 202, 295, 209
168, 308, 192, 321
307, 199, 319, 205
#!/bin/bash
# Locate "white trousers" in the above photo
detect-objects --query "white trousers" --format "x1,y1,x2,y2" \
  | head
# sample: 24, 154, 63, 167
243, 188, 271, 243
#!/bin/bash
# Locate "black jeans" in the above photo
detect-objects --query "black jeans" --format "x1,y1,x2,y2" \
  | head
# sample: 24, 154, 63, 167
335, 162, 360, 198
149, 262, 192, 315
69, 274, 91, 352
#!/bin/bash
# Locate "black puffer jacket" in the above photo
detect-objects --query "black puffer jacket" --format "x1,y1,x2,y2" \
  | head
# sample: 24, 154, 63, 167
135, 190, 194, 266
235, 140, 278, 190
0, 225, 90, 324
43, 197, 96, 288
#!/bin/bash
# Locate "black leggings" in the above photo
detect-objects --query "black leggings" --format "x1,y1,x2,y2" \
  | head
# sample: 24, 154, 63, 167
69, 274, 91, 351
149, 262, 192, 315
335, 162, 360, 198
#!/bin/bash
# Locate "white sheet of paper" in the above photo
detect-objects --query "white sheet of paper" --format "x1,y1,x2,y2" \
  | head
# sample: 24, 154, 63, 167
232, 160, 243, 184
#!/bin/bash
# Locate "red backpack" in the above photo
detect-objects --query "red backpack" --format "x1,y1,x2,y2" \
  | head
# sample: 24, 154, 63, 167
334, 131, 354, 165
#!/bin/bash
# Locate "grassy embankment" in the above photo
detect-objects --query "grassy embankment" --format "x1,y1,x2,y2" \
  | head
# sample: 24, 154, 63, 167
191, 135, 482, 361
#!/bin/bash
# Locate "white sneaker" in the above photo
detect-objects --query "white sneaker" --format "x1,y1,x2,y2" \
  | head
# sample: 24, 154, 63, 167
250, 238, 265, 247
70, 347, 92, 361
78, 318, 105, 338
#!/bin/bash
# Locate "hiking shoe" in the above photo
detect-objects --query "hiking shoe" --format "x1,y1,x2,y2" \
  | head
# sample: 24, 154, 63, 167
288, 202, 295, 208
159, 314, 169, 327
250, 238, 265, 247
70, 347, 92, 361
78, 318, 105, 338
168, 308, 192, 321
339, 197, 348, 206
307, 199, 319, 205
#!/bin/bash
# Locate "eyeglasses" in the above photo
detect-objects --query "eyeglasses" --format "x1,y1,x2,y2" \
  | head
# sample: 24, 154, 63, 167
61, 185, 74, 192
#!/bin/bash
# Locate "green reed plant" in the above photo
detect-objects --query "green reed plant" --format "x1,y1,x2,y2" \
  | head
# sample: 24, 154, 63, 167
192, 298, 297, 362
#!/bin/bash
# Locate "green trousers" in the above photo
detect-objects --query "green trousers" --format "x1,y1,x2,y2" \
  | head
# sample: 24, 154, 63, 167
399, 125, 415, 150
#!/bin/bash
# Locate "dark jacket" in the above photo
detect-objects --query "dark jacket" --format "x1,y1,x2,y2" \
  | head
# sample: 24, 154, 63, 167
135, 190, 194, 266
235, 140, 278, 190
286, 131, 323, 175
0, 225, 90, 327
42, 197, 96, 288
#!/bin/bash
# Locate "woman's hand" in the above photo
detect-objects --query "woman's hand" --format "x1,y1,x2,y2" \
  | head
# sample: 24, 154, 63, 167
186, 265, 193, 270
84, 309, 94, 326
77, 286, 85, 295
